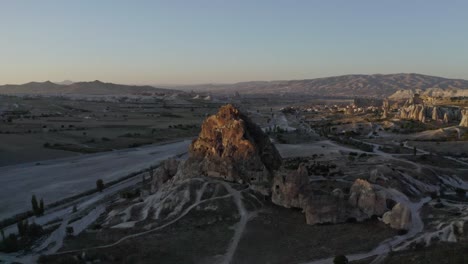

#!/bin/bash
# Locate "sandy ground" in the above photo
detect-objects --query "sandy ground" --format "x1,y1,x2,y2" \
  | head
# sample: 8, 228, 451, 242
0, 134, 79, 166
0, 140, 190, 221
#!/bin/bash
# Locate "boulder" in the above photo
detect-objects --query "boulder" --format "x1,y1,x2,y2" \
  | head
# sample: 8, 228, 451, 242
348, 179, 387, 217
382, 203, 412, 230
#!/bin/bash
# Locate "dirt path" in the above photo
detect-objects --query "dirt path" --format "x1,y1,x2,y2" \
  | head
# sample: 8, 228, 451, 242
220, 182, 250, 264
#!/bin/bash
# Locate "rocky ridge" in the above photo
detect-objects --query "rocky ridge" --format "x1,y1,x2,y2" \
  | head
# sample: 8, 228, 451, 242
148, 104, 412, 230
397, 95, 462, 124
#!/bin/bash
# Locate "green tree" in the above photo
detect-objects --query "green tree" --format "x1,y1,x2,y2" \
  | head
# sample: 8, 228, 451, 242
66, 226, 74, 237
31, 195, 39, 216
96, 179, 104, 192
16, 221, 23, 237
39, 198, 44, 215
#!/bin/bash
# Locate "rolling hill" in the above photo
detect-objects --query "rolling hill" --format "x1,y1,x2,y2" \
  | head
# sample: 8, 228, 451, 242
0, 80, 178, 96
172, 73, 468, 98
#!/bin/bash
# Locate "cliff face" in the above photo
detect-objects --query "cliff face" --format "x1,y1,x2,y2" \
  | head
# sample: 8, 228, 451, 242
398, 103, 461, 123
183, 104, 282, 187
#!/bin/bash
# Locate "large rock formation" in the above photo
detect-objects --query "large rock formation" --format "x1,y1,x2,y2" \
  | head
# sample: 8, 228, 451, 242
382, 203, 412, 230
398, 101, 461, 123
348, 179, 387, 217
181, 104, 282, 189
272, 172, 391, 225
272, 164, 309, 208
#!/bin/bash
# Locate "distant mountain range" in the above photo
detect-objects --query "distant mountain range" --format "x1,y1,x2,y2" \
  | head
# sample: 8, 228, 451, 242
172, 73, 468, 98
3, 74, 468, 98
0, 80, 178, 96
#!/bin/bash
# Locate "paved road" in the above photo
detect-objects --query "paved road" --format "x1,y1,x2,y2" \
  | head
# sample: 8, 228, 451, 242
0, 140, 191, 220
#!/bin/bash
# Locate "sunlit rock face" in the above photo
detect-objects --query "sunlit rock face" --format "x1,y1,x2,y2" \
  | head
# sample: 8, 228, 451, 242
460, 109, 468, 127
381, 99, 390, 119
398, 104, 461, 123
182, 104, 282, 189
396, 94, 463, 123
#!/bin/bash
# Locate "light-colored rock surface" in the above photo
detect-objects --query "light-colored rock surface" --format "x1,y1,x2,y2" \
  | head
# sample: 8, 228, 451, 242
349, 179, 387, 217
460, 109, 468, 127
382, 99, 389, 118
382, 203, 412, 230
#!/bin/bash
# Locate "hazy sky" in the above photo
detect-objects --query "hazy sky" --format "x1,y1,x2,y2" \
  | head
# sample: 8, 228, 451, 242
1, 0, 467, 85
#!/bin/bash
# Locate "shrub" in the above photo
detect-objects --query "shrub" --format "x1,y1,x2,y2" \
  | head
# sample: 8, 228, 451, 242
96, 179, 104, 192
31, 195, 39, 216
333, 255, 349, 264
39, 199, 44, 215
456, 188, 466, 199
0, 234, 18, 252
66, 226, 74, 237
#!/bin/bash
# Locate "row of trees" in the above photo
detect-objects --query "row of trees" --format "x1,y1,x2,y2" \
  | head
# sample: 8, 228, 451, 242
0, 220, 43, 253
2, 179, 107, 253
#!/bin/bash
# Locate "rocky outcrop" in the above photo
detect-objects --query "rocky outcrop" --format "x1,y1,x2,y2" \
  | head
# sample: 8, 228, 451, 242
348, 179, 387, 217
443, 113, 450, 124
272, 173, 391, 225
151, 159, 180, 192
398, 104, 427, 122
381, 99, 389, 118
460, 109, 468, 127
432, 107, 441, 121
303, 193, 349, 225
181, 104, 282, 188
382, 203, 412, 230
272, 164, 308, 208
398, 103, 461, 123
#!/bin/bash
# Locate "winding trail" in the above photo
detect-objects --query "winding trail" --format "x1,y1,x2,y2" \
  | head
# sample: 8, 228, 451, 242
45, 180, 255, 264
220, 182, 249, 264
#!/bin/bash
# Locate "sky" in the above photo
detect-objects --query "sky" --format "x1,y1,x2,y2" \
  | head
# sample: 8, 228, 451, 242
1, 0, 468, 85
